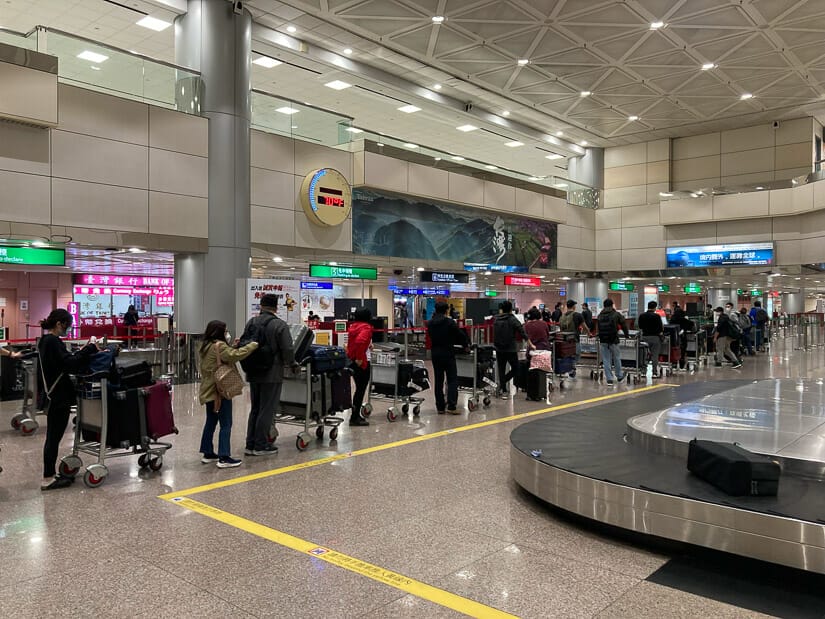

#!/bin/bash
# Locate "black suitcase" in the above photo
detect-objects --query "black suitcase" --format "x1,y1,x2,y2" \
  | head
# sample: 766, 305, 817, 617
687, 439, 780, 496
81, 387, 144, 448
476, 345, 495, 364
308, 345, 348, 373
113, 359, 153, 388
526, 369, 547, 401
513, 359, 530, 391
324, 371, 352, 413
663, 324, 680, 347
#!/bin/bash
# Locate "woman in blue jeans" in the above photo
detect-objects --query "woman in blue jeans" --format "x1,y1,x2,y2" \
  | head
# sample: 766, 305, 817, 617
197, 320, 258, 468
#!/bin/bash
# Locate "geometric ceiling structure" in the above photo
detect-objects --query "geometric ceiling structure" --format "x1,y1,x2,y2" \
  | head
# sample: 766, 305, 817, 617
246, 0, 825, 145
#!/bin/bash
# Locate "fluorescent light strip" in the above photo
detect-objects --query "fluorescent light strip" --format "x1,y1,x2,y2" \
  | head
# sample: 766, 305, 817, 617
275, 107, 299, 115
253, 56, 282, 68
325, 80, 352, 90
505, 141, 524, 147
136, 16, 171, 31
397, 104, 421, 113
456, 124, 478, 132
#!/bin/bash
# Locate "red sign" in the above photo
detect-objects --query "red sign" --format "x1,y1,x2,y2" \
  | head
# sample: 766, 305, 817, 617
504, 275, 541, 287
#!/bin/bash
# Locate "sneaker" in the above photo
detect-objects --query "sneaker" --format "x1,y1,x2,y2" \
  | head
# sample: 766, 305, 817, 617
244, 447, 255, 456
437, 410, 446, 415
217, 456, 242, 468
568, 370, 576, 378
606, 380, 614, 386
617, 375, 625, 382
41, 475, 73, 491
252, 445, 279, 456
732, 362, 743, 369
447, 408, 460, 415
349, 417, 370, 427
201, 453, 219, 464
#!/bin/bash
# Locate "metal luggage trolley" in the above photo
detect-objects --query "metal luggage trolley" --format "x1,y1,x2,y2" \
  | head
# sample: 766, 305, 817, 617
618, 332, 647, 384
456, 344, 495, 411
275, 359, 345, 451
59, 373, 173, 488
579, 334, 602, 381
370, 343, 425, 422
9, 350, 40, 436
685, 329, 708, 371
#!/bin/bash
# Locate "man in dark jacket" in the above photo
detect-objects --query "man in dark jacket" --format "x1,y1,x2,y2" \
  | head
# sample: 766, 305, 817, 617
638, 301, 664, 378
244, 294, 295, 456
581, 302, 594, 332
670, 302, 691, 369
427, 302, 469, 414
493, 301, 534, 398
550, 302, 563, 323
714, 307, 742, 369
597, 299, 629, 385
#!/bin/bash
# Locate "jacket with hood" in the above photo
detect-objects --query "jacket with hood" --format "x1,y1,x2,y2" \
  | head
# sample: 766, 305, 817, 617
347, 321, 373, 366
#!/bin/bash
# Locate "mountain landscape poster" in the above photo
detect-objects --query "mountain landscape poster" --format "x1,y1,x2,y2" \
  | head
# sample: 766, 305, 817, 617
352, 188, 558, 269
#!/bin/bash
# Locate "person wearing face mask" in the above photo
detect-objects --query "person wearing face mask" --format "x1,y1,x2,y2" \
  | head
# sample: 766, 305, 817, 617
37, 309, 99, 491
197, 320, 259, 468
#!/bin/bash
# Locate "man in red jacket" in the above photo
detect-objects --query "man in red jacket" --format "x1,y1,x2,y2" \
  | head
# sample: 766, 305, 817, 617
346, 307, 374, 426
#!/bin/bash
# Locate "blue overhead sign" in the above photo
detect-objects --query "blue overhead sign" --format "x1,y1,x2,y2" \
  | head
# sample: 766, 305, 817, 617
666, 242, 774, 268
463, 263, 529, 274
301, 281, 333, 290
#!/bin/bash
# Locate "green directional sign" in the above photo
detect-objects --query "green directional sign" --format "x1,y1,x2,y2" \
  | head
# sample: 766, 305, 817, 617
0, 246, 65, 266
684, 283, 702, 294
309, 264, 377, 280
484, 290, 499, 297
657, 284, 670, 293
609, 281, 635, 291
750, 289, 763, 297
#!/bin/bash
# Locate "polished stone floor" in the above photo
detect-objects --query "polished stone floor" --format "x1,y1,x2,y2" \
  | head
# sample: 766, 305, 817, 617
1, 337, 824, 618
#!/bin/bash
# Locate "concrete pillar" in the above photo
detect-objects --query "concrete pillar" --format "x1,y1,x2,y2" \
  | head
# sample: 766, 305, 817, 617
708, 288, 738, 310
782, 291, 805, 314
583, 279, 607, 313
174, 0, 252, 335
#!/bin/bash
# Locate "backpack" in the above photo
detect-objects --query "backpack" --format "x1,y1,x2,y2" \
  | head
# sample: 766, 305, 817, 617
726, 314, 743, 338
238, 314, 276, 374
755, 308, 768, 324
736, 313, 751, 332
559, 311, 575, 332
493, 315, 516, 349
597, 311, 619, 344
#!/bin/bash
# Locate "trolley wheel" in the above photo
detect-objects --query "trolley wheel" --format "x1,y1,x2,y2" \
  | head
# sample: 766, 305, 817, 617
413, 405, 421, 417
658, 368, 663, 378
401, 403, 409, 415
548, 382, 556, 393
633, 376, 640, 384
315, 426, 325, 440
20, 418, 38, 435
10, 413, 25, 430
558, 380, 565, 390
148, 455, 163, 471
329, 427, 339, 441
138, 454, 149, 469
296, 432, 311, 451
590, 370, 596, 380
361, 403, 373, 417
482, 396, 491, 407
59, 455, 82, 478
83, 464, 108, 488
387, 408, 398, 422
467, 398, 478, 412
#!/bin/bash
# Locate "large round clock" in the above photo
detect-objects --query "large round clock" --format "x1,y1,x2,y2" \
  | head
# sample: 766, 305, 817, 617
299, 168, 352, 227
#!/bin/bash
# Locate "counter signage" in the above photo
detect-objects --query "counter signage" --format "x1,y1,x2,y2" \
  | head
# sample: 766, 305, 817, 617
309, 264, 377, 280
484, 290, 499, 297
666, 242, 774, 268
0, 246, 65, 266
419, 271, 469, 284
504, 275, 541, 287
76, 274, 174, 287
609, 281, 635, 291
300, 281, 333, 290
390, 287, 450, 296
463, 263, 529, 274
684, 283, 703, 294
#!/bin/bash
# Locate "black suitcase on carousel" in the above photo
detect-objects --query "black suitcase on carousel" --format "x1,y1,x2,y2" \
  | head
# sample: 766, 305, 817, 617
526, 369, 547, 401
687, 439, 780, 496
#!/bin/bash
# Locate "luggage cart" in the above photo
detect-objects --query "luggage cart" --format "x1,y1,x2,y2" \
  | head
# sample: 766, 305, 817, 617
9, 351, 40, 435
552, 332, 577, 390
370, 343, 426, 422
59, 374, 173, 488
456, 344, 495, 411
275, 359, 344, 450
685, 330, 708, 371
579, 335, 602, 381
618, 333, 646, 384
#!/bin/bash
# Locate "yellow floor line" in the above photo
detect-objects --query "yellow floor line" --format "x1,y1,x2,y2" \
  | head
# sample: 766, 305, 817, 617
159, 383, 677, 500
164, 496, 517, 619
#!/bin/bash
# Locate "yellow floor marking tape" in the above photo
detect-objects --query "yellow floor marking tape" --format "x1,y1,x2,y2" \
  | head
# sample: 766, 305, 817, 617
165, 496, 518, 619
160, 383, 677, 500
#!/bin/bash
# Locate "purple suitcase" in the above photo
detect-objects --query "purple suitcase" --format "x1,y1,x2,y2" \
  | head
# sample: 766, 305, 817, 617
144, 381, 177, 440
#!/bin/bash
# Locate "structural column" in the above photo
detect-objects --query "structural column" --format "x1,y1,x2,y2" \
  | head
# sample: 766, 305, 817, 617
174, 0, 252, 334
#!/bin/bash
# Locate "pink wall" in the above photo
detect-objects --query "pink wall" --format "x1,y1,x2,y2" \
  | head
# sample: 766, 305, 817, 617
0, 271, 73, 341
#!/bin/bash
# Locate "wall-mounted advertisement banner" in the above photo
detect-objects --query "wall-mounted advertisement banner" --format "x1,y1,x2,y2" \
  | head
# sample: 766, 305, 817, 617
246, 279, 302, 325
666, 242, 774, 268
352, 188, 557, 269
504, 275, 541, 287
419, 271, 469, 284
0, 246, 65, 266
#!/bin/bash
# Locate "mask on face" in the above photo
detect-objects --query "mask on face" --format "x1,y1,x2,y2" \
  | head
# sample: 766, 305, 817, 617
225, 331, 232, 343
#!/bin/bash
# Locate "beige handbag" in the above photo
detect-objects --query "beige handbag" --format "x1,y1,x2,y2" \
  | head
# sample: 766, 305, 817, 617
214, 342, 245, 400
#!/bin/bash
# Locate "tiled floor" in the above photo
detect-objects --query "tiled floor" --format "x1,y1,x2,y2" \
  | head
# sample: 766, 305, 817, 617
2, 338, 825, 618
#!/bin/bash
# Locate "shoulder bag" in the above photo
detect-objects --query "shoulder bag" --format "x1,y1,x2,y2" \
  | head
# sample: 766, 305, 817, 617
214, 342, 245, 400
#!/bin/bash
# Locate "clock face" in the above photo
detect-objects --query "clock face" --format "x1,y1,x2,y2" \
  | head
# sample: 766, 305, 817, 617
299, 168, 352, 227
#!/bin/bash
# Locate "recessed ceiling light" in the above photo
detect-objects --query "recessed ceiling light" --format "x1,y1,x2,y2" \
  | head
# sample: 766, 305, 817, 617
343, 48, 353, 55
90, 66, 101, 71
756, 186, 765, 190
377, 142, 385, 147
325, 80, 352, 90
398, 104, 421, 113
286, 25, 297, 33
659, 192, 673, 197
555, 131, 564, 137
554, 183, 568, 189
650, 21, 665, 29
451, 156, 464, 161
701, 62, 716, 70
580, 140, 588, 146
404, 143, 419, 149
545, 153, 564, 160
690, 192, 699, 198
434, 157, 442, 161
128, 247, 145, 254
273, 256, 283, 262
291, 125, 298, 129
740, 93, 753, 100
580, 91, 591, 97
433, 83, 442, 90
505, 141, 524, 147
502, 110, 510, 117
628, 115, 639, 121
484, 271, 492, 276
529, 176, 541, 181
416, 267, 425, 272
77, 50, 108, 63
456, 124, 478, 132
275, 106, 299, 115
345, 127, 363, 133
253, 56, 282, 68
329, 261, 338, 266
136, 15, 171, 31
485, 165, 497, 170
517, 58, 529, 65
31, 240, 46, 247
432, 15, 445, 23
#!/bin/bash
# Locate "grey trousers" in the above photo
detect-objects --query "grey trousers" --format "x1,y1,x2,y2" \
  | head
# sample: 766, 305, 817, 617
247, 382, 283, 450
643, 335, 662, 373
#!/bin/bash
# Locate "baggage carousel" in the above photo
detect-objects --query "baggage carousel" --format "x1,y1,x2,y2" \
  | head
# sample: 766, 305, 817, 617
510, 379, 825, 574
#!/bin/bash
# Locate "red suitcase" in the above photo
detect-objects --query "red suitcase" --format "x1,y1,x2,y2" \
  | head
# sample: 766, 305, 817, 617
143, 381, 177, 440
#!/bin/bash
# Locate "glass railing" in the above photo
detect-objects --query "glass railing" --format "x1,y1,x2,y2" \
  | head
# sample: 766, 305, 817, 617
250, 90, 355, 148
0, 28, 36, 50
